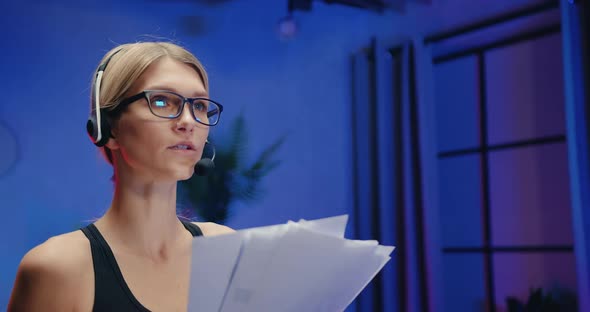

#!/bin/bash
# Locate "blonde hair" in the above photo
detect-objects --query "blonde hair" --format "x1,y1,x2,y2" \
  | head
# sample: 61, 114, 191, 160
91, 41, 209, 165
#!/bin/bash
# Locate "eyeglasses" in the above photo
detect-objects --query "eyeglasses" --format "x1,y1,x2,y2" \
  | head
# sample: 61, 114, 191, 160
116, 90, 224, 126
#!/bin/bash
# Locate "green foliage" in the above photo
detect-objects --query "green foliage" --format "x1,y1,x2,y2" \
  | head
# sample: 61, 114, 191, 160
506, 287, 577, 312
178, 113, 285, 224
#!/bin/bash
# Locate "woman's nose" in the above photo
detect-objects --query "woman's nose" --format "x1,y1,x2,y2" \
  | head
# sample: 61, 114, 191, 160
175, 102, 196, 133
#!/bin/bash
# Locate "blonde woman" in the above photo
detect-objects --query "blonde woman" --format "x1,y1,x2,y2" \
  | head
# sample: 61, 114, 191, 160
8, 42, 234, 311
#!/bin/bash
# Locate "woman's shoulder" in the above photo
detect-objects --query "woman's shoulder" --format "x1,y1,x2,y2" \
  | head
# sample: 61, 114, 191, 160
192, 222, 236, 236
15, 230, 92, 285
21, 230, 91, 270
9, 230, 93, 311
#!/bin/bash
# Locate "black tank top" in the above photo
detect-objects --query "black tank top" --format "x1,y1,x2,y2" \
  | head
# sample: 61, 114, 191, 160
80, 221, 203, 312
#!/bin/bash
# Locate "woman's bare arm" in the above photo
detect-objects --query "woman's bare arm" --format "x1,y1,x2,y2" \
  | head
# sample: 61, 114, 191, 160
8, 234, 91, 312
195, 222, 236, 236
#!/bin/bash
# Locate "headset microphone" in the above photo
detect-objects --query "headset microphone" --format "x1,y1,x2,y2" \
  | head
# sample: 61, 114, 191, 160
195, 140, 216, 176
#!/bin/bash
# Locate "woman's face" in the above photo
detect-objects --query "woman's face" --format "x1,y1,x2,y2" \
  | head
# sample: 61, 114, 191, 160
108, 56, 209, 182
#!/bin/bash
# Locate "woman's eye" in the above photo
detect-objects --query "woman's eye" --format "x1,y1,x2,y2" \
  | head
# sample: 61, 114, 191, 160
194, 101, 208, 112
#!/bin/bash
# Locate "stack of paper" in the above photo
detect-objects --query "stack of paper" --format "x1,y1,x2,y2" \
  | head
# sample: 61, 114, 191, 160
187, 215, 395, 312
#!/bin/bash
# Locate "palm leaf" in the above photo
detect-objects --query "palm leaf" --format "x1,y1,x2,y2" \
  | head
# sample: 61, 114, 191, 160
220, 112, 247, 171
243, 134, 286, 177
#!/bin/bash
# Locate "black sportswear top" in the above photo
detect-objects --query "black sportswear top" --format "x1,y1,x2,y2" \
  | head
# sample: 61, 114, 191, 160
80, 221, 203, 312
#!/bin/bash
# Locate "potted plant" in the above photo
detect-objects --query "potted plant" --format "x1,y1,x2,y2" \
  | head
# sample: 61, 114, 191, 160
506, 286, 577, 312
177, 113, 285, 224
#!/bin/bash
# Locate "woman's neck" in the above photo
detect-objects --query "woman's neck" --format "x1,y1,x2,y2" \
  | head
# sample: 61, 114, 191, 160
96, 173, 188, 262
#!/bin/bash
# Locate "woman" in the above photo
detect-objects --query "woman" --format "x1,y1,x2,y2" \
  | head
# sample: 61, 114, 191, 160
8, 42, 234, 311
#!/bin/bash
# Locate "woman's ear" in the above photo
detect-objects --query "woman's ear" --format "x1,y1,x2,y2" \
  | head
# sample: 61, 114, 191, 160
105, 118, 120, 150
105, 137, 120, 150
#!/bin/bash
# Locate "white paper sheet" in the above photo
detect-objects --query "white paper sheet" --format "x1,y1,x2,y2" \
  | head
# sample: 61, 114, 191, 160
187, 215, 395, 312
187, 232, 244, 311
291, 214, 349, 238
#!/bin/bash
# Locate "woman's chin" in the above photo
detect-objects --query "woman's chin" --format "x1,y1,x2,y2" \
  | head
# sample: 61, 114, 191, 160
177, 174, 193, 181
154, 164, 196, 182
174, 167, 196, 181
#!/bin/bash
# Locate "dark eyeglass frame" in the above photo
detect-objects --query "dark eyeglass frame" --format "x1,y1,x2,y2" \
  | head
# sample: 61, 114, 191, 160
115, 89, 224, 126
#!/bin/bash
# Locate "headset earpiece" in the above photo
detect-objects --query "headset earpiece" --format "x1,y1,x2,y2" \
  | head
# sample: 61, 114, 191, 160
86, 113, 111, 147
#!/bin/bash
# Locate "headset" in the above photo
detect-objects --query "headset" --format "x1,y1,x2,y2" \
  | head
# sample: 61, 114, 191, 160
85, 49, 215, 176
195, 140, 216, 176
86, 49, 122, 147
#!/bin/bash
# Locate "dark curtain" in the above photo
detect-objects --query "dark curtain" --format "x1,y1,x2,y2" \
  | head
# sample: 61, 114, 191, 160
561, 0, 590, 308
349, 39, 429, 312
